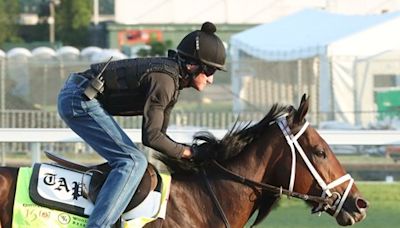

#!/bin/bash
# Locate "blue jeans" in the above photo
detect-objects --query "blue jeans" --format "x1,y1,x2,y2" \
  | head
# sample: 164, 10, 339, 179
57, 73, 148, 227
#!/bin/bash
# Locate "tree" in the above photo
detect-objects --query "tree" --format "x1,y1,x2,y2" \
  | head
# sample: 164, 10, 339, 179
0, 0, 21, 46
137, 39, 173, 57
55, 0, 91, 47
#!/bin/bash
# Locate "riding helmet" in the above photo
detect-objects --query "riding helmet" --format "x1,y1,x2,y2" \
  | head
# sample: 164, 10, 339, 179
177, 22, 226, 71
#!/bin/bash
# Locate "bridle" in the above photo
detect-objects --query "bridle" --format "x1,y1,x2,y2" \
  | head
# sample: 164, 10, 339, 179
273, 114, 354, 216
201, 114, 354, 228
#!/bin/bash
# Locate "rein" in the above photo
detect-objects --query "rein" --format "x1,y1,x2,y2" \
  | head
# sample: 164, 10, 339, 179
201, 114, 354, 226
201, 169, 231, 228
200, 161, 329, 228
211, 161, 329, 204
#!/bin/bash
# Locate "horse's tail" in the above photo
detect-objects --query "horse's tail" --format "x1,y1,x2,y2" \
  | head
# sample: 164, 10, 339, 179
0, 167, 19, 228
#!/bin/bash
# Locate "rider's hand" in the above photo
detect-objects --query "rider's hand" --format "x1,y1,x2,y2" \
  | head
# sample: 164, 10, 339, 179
181, 146, 192, 159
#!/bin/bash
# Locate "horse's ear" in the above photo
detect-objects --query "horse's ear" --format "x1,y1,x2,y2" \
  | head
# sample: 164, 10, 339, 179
295, 94, 309, 123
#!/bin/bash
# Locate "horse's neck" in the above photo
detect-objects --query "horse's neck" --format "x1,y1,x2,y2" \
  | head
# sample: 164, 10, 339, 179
212, 144, 277, 226
167, 142, 278, 227
229, 138, 278, 182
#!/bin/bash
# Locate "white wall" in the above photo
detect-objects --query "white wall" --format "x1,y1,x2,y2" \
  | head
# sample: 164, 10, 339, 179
115, 0, 400, 25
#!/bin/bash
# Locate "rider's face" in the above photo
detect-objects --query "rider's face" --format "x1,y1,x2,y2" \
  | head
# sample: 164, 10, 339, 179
186, 64, 214, 91
191, 73, 214, 91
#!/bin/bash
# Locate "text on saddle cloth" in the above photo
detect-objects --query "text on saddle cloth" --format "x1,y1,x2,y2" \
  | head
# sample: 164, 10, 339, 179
12, 164, 171, 228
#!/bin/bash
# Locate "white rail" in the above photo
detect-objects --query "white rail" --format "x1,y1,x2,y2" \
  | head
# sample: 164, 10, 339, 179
0, 128, 400, 165
0, 128, 227, 165
0, 128, 226, 143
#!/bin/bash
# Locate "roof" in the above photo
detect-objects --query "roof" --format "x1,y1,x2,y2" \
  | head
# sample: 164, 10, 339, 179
230, 9, 400, 61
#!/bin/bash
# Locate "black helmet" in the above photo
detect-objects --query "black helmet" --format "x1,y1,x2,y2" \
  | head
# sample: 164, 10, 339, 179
177, 22, 226, 71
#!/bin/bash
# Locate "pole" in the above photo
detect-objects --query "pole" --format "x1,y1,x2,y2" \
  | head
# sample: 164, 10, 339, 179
0, 58, 5, 124
49, 0, 56, 44
1, 58, 5, 165
93, 0, 99, 25
31, 142, 41, 165
297, 59, 302, 104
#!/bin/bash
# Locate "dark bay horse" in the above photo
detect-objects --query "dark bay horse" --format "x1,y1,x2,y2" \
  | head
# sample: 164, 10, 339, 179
0, 95, 368, 227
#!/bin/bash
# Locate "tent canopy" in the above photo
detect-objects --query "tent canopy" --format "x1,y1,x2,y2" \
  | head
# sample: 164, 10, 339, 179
230, 9, 400, 125
231, 9, 400, 61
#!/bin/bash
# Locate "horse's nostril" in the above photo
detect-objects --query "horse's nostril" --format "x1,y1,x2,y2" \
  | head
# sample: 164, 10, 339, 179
356, 197, 369, 210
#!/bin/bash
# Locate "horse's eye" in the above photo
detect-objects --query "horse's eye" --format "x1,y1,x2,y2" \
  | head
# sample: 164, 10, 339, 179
314, 149, 326, 159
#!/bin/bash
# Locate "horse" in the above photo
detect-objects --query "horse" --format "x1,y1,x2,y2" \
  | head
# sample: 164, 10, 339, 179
0, 94, 368, 228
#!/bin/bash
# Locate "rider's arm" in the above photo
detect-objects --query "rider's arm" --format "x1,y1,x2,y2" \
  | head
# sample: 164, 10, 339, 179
141, 72, 187, 158
161, 102, 173, 134
160, 101, 194, 158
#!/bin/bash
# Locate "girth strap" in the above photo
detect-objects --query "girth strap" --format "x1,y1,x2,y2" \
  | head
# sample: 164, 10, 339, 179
201, 168, 230, 228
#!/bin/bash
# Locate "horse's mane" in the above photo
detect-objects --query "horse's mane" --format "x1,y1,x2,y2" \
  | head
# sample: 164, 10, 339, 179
156, 104, 294, 174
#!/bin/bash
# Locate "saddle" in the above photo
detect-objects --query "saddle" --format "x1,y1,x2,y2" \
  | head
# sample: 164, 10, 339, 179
44, 151, 161, 212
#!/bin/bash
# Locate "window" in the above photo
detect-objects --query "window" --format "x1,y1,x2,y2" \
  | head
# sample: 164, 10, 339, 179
374, 74, 400, 88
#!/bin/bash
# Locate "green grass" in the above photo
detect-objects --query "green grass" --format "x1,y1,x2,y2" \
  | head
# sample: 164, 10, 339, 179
246, 182, 400, 227
337, 154, 395, 164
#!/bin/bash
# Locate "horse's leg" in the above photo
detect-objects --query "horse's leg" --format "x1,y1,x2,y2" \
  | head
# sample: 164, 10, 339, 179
0, 167, 18, 228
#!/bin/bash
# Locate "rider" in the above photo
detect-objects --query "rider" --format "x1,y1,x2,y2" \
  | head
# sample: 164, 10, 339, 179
57, 21, 226, 227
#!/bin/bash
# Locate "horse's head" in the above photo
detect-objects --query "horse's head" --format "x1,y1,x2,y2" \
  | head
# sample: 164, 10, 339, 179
156, 94, 368, 227
272, 94, 368, 226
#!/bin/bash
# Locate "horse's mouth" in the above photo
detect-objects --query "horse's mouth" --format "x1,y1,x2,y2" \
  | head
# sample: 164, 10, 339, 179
336, 209, 367, 226
312, 196, 368, 226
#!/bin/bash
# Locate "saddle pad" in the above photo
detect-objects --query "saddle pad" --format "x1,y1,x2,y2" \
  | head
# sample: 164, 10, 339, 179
29, 163, 94, 216
13, 166, 172, 228
13, 167, 89, 228
123, 172, 172, 228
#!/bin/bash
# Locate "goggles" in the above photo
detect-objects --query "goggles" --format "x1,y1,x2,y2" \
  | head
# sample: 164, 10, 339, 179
201, 64, 217, 76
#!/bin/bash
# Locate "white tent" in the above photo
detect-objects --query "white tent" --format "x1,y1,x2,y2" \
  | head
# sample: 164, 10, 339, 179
230, 9, 400, 126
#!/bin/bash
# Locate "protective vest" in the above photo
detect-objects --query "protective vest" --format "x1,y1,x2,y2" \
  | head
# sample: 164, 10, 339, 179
92, 57, 181, 116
